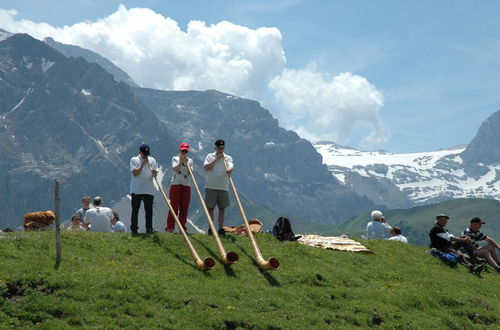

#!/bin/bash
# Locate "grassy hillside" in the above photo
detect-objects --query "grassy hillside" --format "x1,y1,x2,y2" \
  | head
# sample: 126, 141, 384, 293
330, 198, 500, 246
1, 231, 499, 329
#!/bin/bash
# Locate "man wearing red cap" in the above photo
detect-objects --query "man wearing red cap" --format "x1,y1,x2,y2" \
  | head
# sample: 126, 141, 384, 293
165, 143, 193, 233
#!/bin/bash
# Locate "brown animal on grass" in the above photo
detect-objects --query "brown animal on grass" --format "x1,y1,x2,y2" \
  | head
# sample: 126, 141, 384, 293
23, 211, 55, 231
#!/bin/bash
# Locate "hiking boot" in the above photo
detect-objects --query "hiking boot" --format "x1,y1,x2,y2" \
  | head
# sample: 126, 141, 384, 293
207, 228, 213, 236
218, 228, 226, 236
470, 264, 484, 275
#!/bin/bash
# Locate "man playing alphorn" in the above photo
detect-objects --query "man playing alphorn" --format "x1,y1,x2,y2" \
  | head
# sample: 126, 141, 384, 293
204, 139, 233, 236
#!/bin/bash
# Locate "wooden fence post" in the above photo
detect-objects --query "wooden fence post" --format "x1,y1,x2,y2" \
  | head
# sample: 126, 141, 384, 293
55, 179, 61, 269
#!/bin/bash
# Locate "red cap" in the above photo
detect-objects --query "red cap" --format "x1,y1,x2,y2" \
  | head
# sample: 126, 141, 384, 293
179, 142, 190, 151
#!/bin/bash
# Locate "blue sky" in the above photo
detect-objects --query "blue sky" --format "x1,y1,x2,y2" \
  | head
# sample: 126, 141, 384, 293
1, 0, 500, 152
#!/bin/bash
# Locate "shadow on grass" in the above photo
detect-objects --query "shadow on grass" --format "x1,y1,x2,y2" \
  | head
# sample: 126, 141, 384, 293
135, 233, 203, 272
190, 235, 237, 277
233, 240, 281, 287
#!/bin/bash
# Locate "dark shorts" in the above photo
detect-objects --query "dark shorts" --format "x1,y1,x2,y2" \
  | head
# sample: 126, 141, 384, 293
205, 188, 230, 209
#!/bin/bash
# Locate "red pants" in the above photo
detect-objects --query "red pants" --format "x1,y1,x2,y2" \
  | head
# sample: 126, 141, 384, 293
166, 184, 191, 232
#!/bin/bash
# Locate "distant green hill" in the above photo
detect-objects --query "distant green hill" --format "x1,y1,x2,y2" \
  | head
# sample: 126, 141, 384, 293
1, 231, 499, 328
330, 198, 500, 246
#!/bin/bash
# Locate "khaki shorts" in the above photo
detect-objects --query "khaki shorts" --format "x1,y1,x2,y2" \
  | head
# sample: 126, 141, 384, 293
205, 188, 230, 209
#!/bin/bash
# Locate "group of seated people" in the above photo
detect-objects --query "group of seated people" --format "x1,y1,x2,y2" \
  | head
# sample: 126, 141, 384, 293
365, 210, 408, 243
429, 214, 500, 274
365, 209, 500, 274
67, 196, 126, 233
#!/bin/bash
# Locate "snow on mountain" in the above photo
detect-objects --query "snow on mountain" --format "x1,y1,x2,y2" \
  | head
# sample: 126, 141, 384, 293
314, 142, 500, 205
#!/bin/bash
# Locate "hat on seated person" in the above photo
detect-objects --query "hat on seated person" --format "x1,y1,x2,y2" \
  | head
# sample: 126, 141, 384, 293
371, 210, 383, 220
435, 214, 449, 220
470, 217, 485, 224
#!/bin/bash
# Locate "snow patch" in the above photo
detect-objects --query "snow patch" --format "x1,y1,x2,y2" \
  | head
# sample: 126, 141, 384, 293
41, 58, 55, 73
81, 89, 91, 96
314, 142, 500, 203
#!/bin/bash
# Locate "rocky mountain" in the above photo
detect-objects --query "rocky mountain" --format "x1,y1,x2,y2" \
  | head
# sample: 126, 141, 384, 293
314, 112, 500, 208
461, 110, 500, 168
0, 33, 178, 228
0, 32, 375, 230
43, 37, 139, 88
133, 88, 375, 224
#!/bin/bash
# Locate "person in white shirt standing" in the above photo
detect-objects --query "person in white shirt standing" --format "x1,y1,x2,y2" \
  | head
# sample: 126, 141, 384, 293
165, 142, 193, 233
204, 139, 233, 236
83, 197, 113, 232
387, 227, 408, 243
129, 144, 158, 234
366, 210, 392, 239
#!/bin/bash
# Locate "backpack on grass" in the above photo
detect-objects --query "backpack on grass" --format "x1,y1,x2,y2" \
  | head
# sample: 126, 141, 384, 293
431, 249, 458, 266
272, 217, 301, 242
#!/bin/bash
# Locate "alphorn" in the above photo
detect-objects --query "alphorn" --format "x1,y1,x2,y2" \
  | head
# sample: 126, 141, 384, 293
186, 164, 239, 265
223, 158, 280, 270
148, 163, 215, 271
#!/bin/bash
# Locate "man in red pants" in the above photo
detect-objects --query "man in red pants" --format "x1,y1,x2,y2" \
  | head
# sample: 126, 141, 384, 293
165, 142, 193, 233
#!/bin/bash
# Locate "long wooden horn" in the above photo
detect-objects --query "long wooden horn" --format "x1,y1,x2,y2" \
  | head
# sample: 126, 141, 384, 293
149, 164, 215, 271
223, 158, 280, 270
186, 164, 239, 265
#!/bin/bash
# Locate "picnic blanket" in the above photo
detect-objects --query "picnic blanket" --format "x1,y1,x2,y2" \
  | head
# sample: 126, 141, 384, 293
298, 235, 373, 253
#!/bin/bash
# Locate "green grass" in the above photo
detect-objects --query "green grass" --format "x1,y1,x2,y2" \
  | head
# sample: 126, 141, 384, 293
1, 231, 499, 329
330, 198, 500, 246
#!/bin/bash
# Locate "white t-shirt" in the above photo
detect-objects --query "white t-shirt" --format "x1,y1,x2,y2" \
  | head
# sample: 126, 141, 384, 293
84, 206, 113, 232
171, 156, 193, 186
204, 152, 233, 191
112, 221, 127, 232
388, 235, 408, 243
129, 155, 158, 195
366, 221, 392, 239
66, 225, 86, 231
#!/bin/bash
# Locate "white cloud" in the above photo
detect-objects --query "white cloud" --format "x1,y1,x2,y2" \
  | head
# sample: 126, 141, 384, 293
269, 65, 388, 147
0, 5, 285, 97
0, 5, 388, 148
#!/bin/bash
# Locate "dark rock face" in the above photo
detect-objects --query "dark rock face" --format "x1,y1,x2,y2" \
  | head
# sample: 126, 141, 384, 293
0, 34, 178, 228
461, 110, 500, 166
134, 88, 374, 224
43, 37, 139, 88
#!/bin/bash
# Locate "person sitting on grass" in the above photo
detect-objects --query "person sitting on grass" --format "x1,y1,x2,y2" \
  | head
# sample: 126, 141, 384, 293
67, 215, 86, 231
461, 217, 500, 273
366, 210, 392, 239
387, 227, 408, 243
111, 210, 127, 233
429, 214, 483, 274
83, 197, 113, 232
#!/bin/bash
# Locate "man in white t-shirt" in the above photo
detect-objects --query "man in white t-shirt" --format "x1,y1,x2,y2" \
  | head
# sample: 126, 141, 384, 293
204, 139, 233, 235
83, 197, 113, 232
366, 210, 392, 239
129, 144, 158, 234
387, 227, 408, 243
165, 142, 193, 233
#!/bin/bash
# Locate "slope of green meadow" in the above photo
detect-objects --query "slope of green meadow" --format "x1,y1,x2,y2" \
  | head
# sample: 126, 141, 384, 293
0, 231, 499, 329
